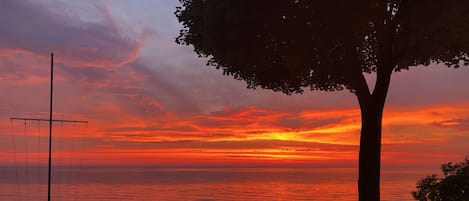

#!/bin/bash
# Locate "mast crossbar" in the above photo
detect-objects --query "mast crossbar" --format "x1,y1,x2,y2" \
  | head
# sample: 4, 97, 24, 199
10, 118, 88, 124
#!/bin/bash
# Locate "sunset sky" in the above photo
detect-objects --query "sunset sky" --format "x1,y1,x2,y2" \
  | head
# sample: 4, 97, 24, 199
0, 0, 468, 168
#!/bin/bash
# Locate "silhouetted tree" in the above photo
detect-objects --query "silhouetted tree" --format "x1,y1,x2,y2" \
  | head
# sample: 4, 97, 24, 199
175, 1, 469, 200
413, 157, 469, 201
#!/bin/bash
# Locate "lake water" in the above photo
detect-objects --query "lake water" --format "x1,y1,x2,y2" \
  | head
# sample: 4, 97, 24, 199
0, 166, 434, 201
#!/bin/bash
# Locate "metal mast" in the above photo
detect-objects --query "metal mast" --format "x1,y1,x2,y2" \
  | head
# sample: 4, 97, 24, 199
10, 53, 88, 201
48, 52, 53, 201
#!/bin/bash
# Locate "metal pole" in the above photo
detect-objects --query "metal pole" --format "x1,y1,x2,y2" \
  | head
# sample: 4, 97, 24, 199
48, 52, 53, 201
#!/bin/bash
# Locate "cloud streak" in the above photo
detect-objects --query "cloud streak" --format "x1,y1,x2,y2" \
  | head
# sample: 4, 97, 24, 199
0, 0, 142, 68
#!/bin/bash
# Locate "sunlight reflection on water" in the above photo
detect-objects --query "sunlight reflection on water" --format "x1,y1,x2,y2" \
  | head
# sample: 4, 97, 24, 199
0, 167, 432, 201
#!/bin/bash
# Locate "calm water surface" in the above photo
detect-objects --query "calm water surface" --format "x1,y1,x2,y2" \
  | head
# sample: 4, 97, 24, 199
0, 166, 433, 201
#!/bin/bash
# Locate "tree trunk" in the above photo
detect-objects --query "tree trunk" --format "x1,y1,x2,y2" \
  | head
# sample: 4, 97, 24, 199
356, 68, 392, 201
357, 96, 385, 201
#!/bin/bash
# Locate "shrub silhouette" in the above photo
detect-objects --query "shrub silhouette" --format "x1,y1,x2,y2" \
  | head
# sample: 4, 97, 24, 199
413, 157, 469, 201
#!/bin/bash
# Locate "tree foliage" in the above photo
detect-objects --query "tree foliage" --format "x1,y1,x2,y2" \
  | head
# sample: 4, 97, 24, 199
413, 157, 469, 201
175, 0, 469, 95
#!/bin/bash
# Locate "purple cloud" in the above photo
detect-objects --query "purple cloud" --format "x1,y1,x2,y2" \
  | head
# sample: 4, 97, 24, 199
0, 0, 141, 68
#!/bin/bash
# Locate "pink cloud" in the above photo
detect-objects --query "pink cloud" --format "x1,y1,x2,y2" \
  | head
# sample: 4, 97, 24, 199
0, 0, 142, 68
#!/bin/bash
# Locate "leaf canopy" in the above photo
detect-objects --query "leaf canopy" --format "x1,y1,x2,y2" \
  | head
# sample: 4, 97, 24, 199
176, 0, 469, 95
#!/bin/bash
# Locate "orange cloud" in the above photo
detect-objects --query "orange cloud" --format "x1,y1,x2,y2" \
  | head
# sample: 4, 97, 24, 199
3, 99, 469, 166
